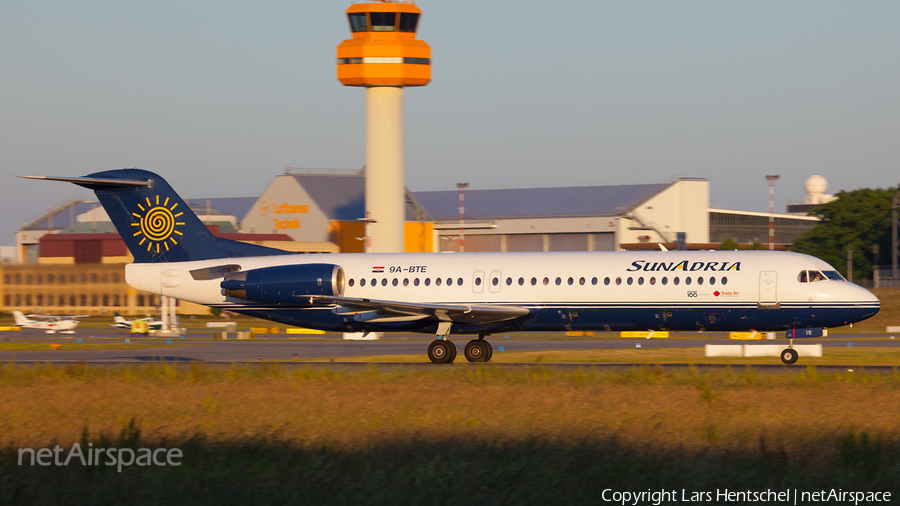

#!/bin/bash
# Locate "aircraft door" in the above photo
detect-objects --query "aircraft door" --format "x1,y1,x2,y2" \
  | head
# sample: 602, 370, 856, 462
472, 270, 485, 293
759, 271, 779, 308
489, 270, 502, 293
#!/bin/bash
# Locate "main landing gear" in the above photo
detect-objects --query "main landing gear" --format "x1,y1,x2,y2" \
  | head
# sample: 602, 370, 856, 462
780, 338, 799, 365
427, 325, 493, 364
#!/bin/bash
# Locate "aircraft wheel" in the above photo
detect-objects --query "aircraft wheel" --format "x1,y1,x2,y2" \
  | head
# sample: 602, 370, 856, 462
483, 341, 493, 362
428, 339, 453, 364
448, 341, 458, 363
465, 340, 487, 362
781, 348, 799, 365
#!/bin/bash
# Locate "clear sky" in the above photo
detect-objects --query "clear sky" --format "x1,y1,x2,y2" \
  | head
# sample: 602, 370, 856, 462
2, 1, 898, 243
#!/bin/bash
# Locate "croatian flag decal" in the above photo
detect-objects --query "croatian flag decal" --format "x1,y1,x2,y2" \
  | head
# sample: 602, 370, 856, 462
372, 266, 384, 273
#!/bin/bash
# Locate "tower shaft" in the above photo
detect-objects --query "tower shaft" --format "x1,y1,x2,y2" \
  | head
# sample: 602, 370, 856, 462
366, 86, 405, 253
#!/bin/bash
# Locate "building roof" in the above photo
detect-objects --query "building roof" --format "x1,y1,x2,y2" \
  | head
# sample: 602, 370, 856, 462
290, 174, 432, 221
412, 183, 671, 220
185, 197, 258, 220
23, 201, 99, 231
22, 197, 256, 233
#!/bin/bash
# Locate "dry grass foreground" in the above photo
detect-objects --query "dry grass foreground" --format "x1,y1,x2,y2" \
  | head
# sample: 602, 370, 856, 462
1, 363, 899, 505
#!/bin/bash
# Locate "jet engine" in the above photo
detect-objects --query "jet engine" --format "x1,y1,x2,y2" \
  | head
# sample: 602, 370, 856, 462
220, 264, 344, 302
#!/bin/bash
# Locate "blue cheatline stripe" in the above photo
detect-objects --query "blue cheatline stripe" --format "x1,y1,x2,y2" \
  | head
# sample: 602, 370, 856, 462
209, 301, 876, 309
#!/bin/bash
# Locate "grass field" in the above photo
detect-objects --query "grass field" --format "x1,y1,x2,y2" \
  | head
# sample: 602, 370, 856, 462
0, 363, 898, 504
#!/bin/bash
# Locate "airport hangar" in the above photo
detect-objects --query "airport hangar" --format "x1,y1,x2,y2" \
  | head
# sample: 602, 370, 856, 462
2, 169, 821, 316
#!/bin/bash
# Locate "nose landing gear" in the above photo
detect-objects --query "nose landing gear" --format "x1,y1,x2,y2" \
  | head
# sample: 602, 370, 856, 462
781, 339, 799, 364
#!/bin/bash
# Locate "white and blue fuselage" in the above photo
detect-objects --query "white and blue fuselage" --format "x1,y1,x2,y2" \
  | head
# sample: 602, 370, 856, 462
126, 250, 879, 335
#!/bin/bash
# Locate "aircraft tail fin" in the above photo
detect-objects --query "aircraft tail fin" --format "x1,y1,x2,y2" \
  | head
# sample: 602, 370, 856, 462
12, 311, 31, 326
21, 169, 290, 263
113, 315, 127, 324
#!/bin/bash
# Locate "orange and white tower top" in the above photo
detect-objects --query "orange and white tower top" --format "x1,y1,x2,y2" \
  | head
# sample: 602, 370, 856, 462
337, 1, 431, 87
337, 1, 431, 253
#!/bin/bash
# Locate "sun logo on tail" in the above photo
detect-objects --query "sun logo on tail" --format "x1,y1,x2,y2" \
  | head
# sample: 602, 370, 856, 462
131, 195, 185, 253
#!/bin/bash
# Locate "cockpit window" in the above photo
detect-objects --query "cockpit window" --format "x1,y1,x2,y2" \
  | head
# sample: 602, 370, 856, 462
823, 270, 844, 281
809, 270, 827, 282
799, 270, 833, 283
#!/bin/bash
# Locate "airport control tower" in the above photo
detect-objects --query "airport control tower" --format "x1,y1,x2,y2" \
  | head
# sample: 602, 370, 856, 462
337, 1, 431, 253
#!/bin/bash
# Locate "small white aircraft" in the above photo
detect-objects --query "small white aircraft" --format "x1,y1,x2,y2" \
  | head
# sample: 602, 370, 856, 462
13, 311, 88, 334
108, 313, 163, 331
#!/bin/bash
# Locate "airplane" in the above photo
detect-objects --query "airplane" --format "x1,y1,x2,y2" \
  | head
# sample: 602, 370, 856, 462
108, 313, 163, 331
13, 311, 87, 334
22, 169, 880, 364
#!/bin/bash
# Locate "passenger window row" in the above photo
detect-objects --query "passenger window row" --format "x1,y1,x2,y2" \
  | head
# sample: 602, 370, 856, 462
347, 275, 728, 288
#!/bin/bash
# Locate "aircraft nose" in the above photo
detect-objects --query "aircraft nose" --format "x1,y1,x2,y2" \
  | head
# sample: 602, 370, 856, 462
853, 283, 880, 313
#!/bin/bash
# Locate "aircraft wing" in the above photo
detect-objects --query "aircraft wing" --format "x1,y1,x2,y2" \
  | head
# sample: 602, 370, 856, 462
26, 314, 90, 319
311, 296, 530, 324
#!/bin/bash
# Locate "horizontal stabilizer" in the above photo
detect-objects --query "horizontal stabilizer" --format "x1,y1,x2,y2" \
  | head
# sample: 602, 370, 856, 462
18, 175, 150, 190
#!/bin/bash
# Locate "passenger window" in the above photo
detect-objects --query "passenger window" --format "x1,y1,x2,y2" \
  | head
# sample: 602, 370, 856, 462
447, 278, 453, 286
457, 277, 463, 286
722, 277, 728, 285
381, 279, 388, 286
436, 278, 442, 286
506, 277, 512, 286
568, 277, 574, 286
615, 277, 622, 285
475, 278, 482, 286
579, 277, 585, 286
531, 277, 537, 286
638, 277, 644, 285
627, 277, 633, 285
371, 278, 377, 286
414, 278, 420, 286
662, 277, 668, 285
492, 277, 499, 286
425, 278, 431, 286
403, 278, 409, 286
685, 277, 692, 285
697, 277, 704, 285
555, 277, 562, 286
360, 278, 366, 287
674, 277, 680, 285
349, 279, 355, 287
393, 278, 399, 286
591, 277, 597, 285
604, 277, 610, 285
543, 277, 549, 286
518, 277, 525, 286
709, 277, 715, 285
798, 271, 808, 283
650, 277, 656, 285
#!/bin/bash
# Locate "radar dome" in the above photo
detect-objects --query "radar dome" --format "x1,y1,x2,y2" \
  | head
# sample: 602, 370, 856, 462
805, 175, 828, 195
